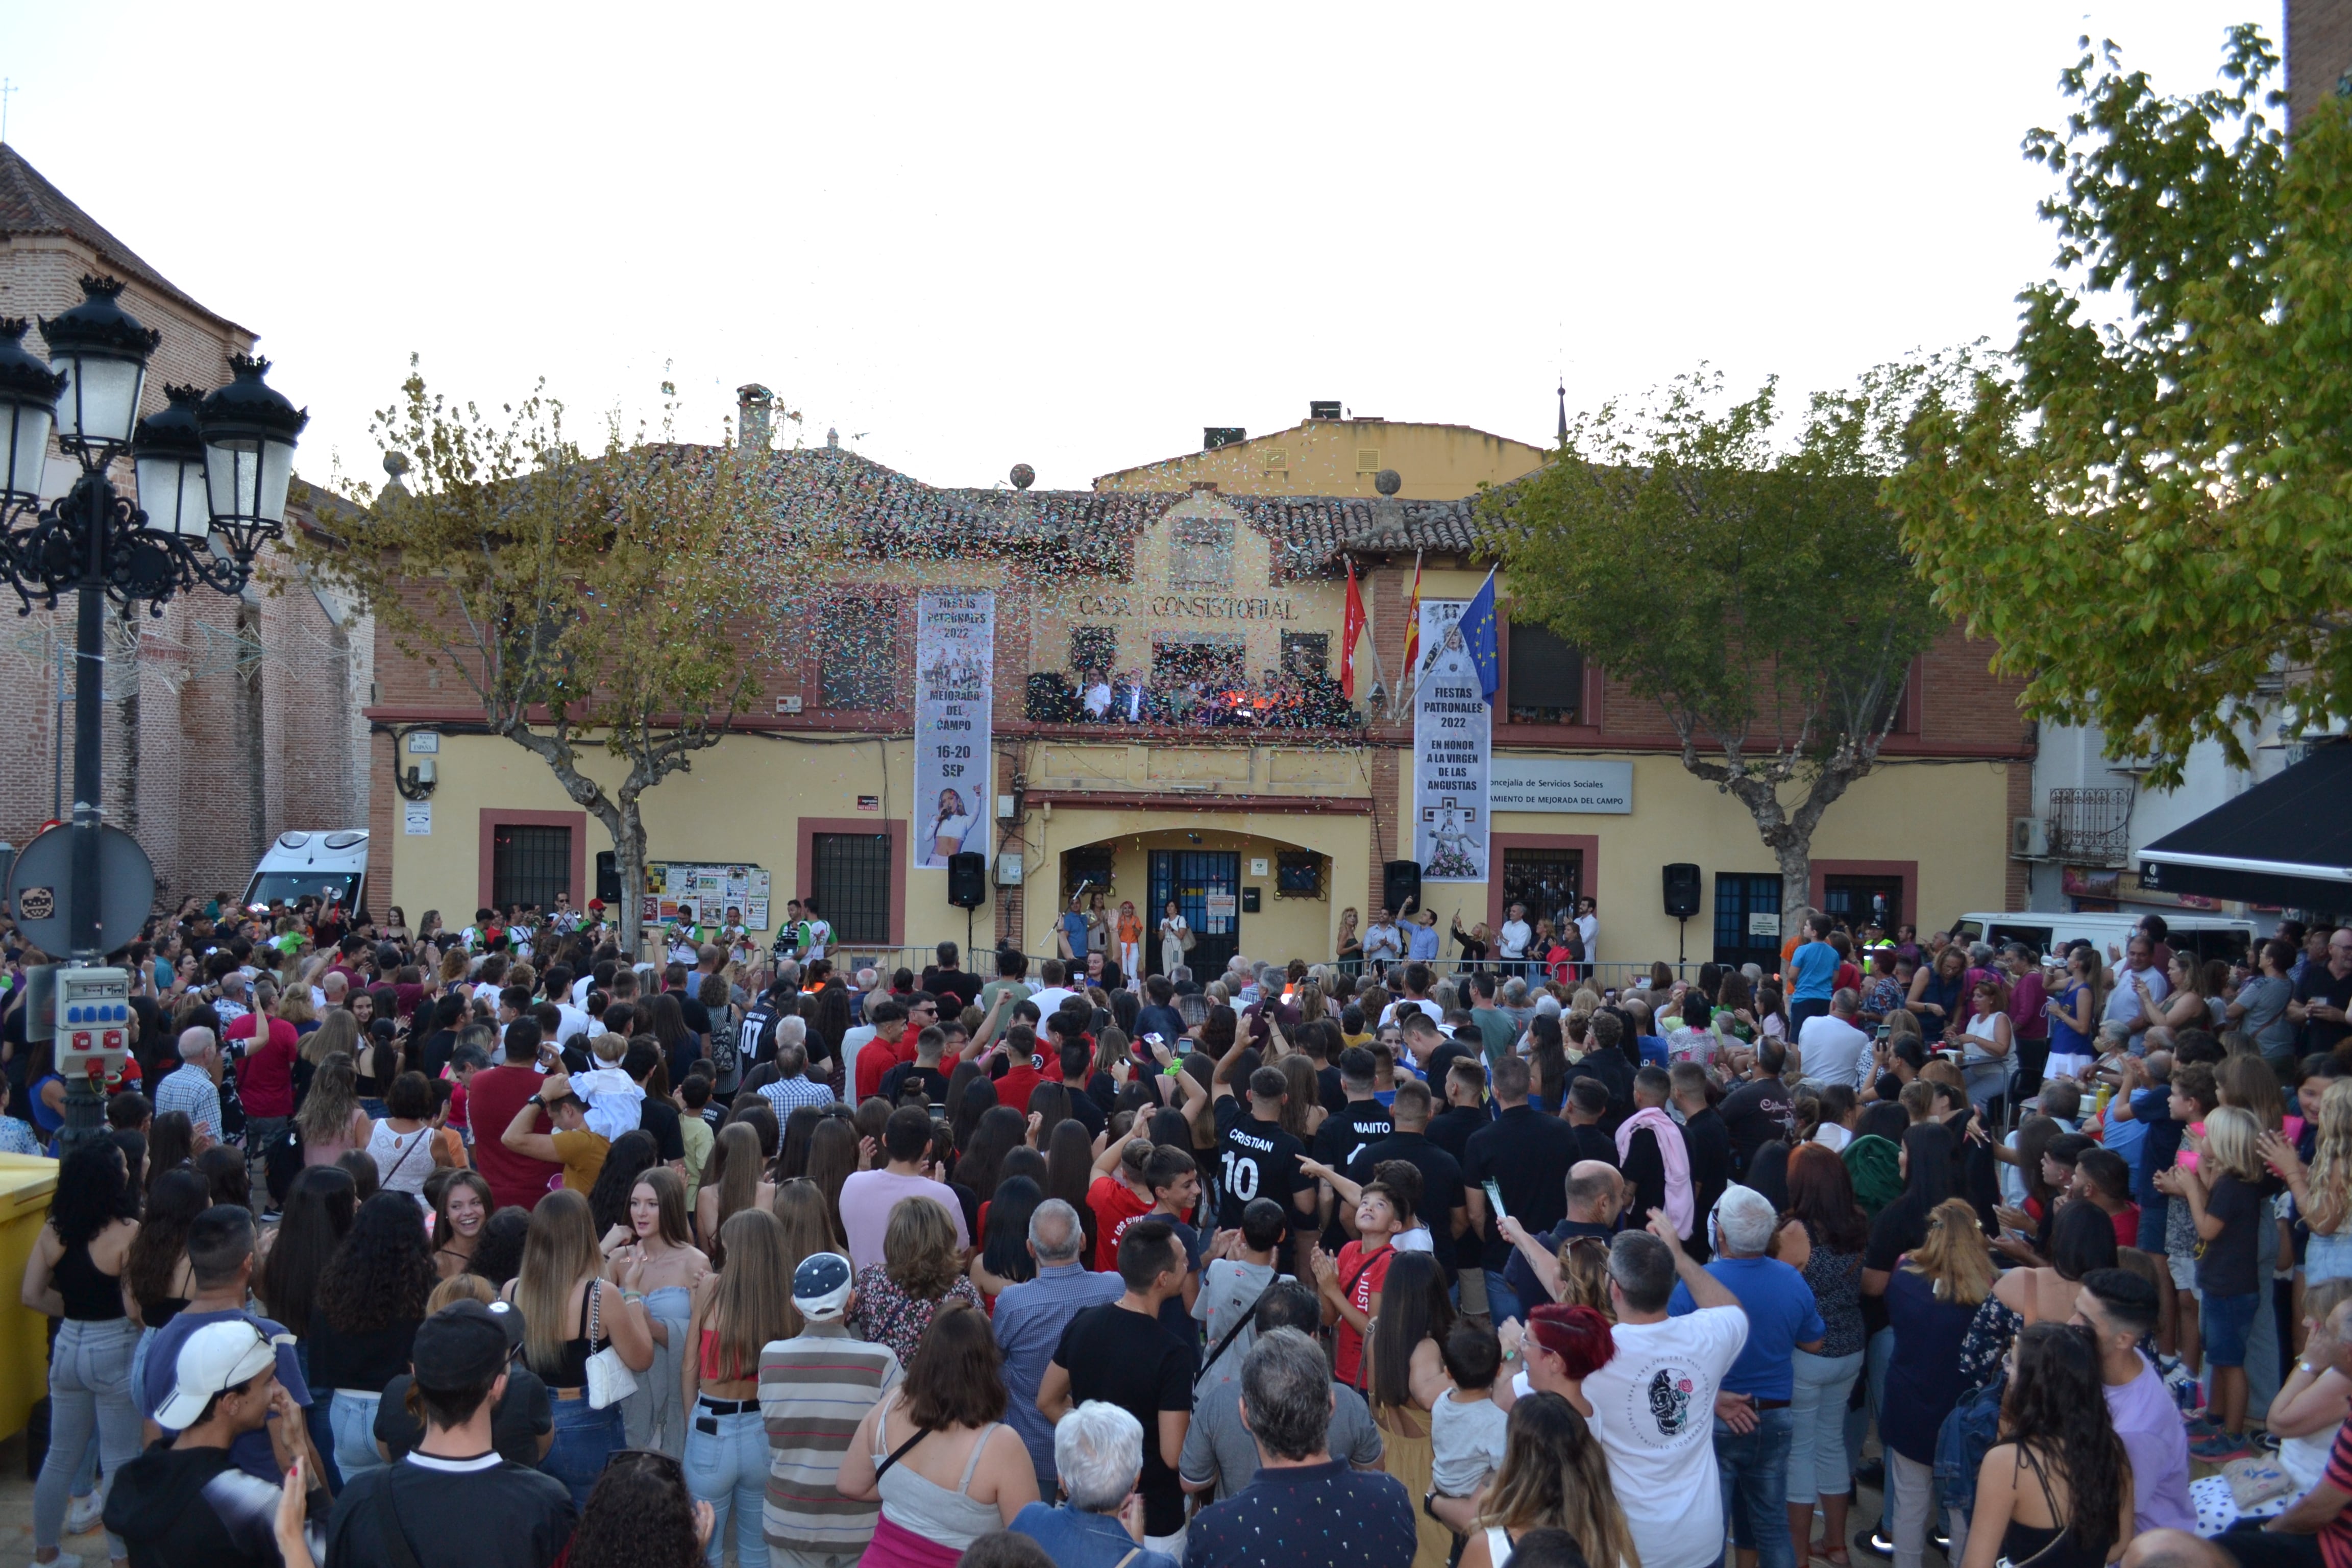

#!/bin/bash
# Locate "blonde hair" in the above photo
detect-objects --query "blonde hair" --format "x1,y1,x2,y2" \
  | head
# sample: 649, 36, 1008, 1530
2200, 1105, 2265, 1184
304, 1008, 357, 1067
275, 989, 315, 1028
1904, 1197, 1995, 1306
2307, 1080, 2352, 1234
703, 1209, 792, 1384
295, 1054, 361, 1146
1476, 1395, 1641, 1568
1557, 1235, 1613, 1316
883, 1195, 963, 1300
428, 1273, 496, 1313
516, 1189, 602, 1379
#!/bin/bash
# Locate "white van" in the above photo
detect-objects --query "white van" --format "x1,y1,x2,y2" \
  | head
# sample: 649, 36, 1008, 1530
1949, 910, 2259, 967
243, 830, 371, 918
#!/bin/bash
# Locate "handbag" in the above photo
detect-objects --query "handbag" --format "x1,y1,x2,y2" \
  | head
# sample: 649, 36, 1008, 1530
583, 1280, 638, 1409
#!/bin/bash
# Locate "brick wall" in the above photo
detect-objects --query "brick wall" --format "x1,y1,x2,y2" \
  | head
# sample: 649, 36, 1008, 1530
2289, 0, 2352, 132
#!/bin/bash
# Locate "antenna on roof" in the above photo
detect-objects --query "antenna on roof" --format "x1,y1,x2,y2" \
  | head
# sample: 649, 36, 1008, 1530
1557, 380, 1567, 442
1, 80, 17, 147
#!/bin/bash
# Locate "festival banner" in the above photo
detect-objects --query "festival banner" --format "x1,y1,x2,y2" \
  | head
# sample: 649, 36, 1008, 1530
1411, 598, 1490, 883
914, 589, 995, 870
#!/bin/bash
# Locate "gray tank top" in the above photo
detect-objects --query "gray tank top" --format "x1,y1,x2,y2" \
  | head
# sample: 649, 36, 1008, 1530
872, 1392, 1005, 1548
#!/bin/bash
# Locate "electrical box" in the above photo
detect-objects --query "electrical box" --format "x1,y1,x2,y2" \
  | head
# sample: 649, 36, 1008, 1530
1241, 888, 1262, 914
996, 853, 1024, 887
53, 966, 130, 1080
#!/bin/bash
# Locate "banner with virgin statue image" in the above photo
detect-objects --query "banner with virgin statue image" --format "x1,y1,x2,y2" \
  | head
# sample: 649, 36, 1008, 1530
913, 589, 994, 870
1411, 597, 1491, 882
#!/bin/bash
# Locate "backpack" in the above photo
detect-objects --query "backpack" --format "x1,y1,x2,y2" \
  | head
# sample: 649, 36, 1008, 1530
1934, 1368, 2006, 1522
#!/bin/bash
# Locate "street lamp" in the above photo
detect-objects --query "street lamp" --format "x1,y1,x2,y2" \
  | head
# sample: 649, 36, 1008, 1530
0, 275, 305, 1150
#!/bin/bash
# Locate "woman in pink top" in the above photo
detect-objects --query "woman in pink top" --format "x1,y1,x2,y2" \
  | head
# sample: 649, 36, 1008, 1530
296, 1054, 373, 1166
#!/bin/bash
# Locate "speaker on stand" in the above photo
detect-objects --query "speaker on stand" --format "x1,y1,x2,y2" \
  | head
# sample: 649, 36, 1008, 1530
1662, 862, 1702, 968
1382, 860, 1423, 919
947, 851, 987, 960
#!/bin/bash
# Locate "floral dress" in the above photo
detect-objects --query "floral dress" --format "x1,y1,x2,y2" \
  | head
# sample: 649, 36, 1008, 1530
848, 1265, 982, 1369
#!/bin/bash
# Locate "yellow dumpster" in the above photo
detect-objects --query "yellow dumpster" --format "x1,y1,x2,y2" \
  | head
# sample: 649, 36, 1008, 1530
0, 1153, 59, 1441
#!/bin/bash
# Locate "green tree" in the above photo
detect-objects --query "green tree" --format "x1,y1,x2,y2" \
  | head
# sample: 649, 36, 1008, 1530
1490, 368, 1943, 931
301, 366, 828, 955
1889, 26, 2352, 786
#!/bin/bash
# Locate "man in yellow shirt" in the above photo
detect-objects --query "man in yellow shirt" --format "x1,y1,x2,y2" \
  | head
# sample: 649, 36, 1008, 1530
499, 1068, 611, 1193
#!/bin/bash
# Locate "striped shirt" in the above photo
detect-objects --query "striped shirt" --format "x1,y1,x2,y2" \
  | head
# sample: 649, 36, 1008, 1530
759, 1319, 902, 1555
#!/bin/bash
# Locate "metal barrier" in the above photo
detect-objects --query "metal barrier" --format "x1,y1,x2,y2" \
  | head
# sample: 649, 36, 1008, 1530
745, 947, 1719, 993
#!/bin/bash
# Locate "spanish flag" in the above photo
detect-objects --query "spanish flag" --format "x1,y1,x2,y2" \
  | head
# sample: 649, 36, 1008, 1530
1400, 552, 1424, 671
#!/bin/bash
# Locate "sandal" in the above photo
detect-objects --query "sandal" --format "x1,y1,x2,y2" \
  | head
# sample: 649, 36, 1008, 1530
1809, 1535, 1852, 1566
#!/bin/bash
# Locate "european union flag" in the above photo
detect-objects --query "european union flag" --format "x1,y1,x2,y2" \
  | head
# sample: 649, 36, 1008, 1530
1462, 568, 1500, 704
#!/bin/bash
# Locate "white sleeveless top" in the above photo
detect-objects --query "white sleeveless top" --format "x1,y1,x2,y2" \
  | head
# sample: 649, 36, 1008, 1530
366, 1119, 434, 1195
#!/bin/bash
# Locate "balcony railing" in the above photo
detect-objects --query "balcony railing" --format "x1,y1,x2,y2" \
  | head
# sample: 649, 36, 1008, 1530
2048, 787, 2133, 867
1024, 671, 1366, 731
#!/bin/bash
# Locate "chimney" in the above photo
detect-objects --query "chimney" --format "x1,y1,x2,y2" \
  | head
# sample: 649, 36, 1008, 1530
1203, 427, 1246, 451
737, 384, 773, 452
1308, 400, 1341, 422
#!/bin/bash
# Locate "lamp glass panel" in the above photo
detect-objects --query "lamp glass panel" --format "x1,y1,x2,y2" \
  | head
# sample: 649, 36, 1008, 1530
54, 357, 144, 446
2, 404, 51, 502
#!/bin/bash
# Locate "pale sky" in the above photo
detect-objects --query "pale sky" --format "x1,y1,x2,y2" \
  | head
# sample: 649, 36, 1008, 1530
3, 1, 2281, 495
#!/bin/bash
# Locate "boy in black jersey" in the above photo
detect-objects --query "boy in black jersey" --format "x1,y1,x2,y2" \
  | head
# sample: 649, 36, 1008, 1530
1213, 1067, 1317, 1232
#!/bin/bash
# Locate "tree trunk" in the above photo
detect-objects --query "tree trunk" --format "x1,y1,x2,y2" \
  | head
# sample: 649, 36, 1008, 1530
1774, 839, 1813, 942
612, 802, 649, 965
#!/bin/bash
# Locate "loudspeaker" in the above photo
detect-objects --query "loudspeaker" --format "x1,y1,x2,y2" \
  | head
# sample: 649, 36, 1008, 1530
595, 852, 621, 904
946, 852, 988, 909
1383, 860, 1422, 915
1662, 863, 1702, 920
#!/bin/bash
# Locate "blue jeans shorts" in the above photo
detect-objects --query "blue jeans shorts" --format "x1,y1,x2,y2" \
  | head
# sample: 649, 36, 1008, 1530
2202, 1289, 2260, 1367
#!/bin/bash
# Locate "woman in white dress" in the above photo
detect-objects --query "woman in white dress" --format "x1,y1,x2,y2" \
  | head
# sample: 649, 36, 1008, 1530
1158, 900, 1191, 976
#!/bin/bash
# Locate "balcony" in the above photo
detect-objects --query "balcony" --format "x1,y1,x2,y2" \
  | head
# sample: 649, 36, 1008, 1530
2047, 787, 2134, 867
1022, 670, 1368, 734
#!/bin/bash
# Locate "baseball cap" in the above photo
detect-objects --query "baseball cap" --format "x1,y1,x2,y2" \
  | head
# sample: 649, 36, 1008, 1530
155, 1320, 279, 1429
412, 1300, 525, 1391
793, 1252, 854, 1321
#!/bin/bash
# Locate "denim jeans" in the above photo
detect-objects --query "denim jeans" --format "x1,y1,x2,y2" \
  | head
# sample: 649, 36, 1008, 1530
1482, 1271, 1526, 1330
33, 1317, 142, 1556
330, 1389, 386, 1479
1787, 1349, 1865, 1502
544, 1394, 627, 1507
683, 1403, 769, 1568
1714, 1404, 1796, 1568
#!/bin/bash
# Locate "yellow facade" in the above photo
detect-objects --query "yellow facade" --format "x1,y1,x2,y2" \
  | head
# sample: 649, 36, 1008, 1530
1092, 418, 1550, 501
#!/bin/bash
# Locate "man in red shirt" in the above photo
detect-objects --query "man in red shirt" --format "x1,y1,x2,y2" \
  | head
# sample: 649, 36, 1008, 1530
469, 1019, 561, 1209
987, 1023, 1066, 1117
227, 989, 300, 1182
852, 1001, 916, 1103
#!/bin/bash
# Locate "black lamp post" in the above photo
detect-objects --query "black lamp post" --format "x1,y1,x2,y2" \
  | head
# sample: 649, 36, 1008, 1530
0, 274, 305, 974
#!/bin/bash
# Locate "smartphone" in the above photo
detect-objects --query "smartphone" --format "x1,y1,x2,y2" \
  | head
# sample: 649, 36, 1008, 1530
1875, 1023, 1891, 1042
1177, 1039, 1193, 1056
1483, 1179, 1508, 1222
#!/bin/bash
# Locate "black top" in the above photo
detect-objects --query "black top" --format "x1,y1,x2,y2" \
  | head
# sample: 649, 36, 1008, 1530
375, 1367, 554, 1467
1425, 1105, 1487, 1163
1461, 1105, 1579, 1270
1055, 1303, 1197, 1537
2196, 1174, 2264, 1296
307, 1310, 422, 1394
635, 1095, 687, 1163
417, 1029, 461, 1081
1345, 1131, 1466, 1281
1134, 1005, 1186, 1051
58, 1239, 127, 1322
105, 1440, 315, 1568
325, 1453, 577, 1568
1996, 1446, 2111, 1568
1562, 1049, 1632, 1125
921, 968, 985, 1013
1681, 1107, 1734, 1256
1212, 1100, 1314, 1230
1567, 1122, 1618, 1169
534, 1284, 607, 1390
2296, 965, 2352, 1055
1311, 1100, 1394, 1247
1721, 1079, 1798, 1174
879, 1062, 955, 1109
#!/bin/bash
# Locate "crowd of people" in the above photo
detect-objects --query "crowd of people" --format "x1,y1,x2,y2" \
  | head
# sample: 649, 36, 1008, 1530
6, 892, 2352, 1568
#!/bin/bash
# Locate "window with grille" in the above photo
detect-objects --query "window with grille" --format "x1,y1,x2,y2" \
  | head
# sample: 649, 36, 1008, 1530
1507, 622, 1582, 724
820, 600, 899, 710
492, 825, 572, 912
1280, 631, 1329, 677
1070, 626, 1118, 676
1500, 849, 1581, 928
810, 832, 892, 945
1171, 518, 1234, 587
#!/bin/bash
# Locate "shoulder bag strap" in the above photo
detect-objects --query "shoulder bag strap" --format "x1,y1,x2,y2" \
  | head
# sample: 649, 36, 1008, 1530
873, 1424, 932, 1482
375, 1479, 424, 1568
1195, 1279, 1282, 1387
1114, 1553, 1140, 1568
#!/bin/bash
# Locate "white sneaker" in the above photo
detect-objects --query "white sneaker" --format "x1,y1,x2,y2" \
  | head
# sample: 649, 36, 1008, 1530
64, 1487, 103, 1535
36, 1551, 85, 1568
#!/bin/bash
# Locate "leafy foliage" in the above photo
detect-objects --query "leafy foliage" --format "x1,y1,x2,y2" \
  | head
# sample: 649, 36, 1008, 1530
1488, 366, 1944, 916
1889, 26, 2352, 786
300, 363, 834, 948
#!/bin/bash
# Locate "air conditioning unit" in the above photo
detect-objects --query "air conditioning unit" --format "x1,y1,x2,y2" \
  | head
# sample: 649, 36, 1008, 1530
775, 695, 802, 714
2012, 816, 2051, 860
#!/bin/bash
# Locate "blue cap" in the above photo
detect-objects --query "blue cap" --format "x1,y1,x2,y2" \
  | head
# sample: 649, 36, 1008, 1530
792, 1252, 854, 1319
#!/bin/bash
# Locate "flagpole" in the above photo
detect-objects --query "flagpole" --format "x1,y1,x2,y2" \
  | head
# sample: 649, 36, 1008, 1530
1352, 562, 1391, 723
1390, 551, 1424, 721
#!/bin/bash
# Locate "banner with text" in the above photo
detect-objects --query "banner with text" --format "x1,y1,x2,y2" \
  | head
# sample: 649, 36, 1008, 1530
914, 589, 995, 871
1412, 598, 1490, 882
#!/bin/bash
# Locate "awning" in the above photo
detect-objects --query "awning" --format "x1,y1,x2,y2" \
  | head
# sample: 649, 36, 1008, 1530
2138, 744, 2352, 914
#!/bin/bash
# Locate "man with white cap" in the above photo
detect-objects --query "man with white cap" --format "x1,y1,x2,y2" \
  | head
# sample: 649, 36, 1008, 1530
759, 1252, 903, 1568
104, 1319, 330, 1568
325, 1300, 578, 1568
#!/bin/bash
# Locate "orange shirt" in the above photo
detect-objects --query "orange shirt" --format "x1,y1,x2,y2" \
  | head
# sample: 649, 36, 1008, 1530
1117, 914, 1143, 944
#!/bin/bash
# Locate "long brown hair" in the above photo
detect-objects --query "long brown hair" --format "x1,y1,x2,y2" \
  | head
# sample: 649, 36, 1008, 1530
901, 1300, 1006, 1429
432, 1170, 495, 1250
1476, 1391, 1641, 1568
633, 1167, 694, 1248
517, 1188, 601, 1378
703, 1209, 792, 1384
770, 1179, 840, 1338
705, 1122, 763, 1230
295, 1052, 362, 1144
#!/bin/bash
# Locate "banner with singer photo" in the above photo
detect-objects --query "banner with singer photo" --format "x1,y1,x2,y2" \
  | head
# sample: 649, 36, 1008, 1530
1411, 598, 1490, 882
913, 589, 995, 870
